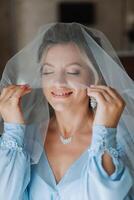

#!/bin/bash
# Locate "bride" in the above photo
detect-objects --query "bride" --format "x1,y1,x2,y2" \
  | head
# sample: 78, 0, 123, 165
0, 22, 133, 200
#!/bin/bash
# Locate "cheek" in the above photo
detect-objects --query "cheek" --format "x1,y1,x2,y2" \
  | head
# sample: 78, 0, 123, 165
69, 74, 94, 88
74, 89, 89, 103
79, 71, 95, 86
41, 77, 52, 87
42, 86, 51, 102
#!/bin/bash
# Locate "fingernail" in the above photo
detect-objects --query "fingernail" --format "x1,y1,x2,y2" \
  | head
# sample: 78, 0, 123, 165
25, 86, 32, 89
90, 85, 95, 87
20, 84, 31, 89
20, 85, 26, 88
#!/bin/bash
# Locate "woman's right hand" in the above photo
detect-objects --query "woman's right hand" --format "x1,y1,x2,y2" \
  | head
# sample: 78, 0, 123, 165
0, 85, 32, 124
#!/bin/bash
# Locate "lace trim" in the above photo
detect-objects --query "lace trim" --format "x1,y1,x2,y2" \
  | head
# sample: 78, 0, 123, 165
88, 146, 119, 158
0, 137, 23, 152
88, 134, 119, 158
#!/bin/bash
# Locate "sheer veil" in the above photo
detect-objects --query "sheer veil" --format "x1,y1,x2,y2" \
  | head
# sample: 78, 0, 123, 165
0, 22, 134, 193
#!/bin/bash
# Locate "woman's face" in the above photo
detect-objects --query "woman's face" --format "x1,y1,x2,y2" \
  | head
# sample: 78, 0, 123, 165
40, 42, 95, 111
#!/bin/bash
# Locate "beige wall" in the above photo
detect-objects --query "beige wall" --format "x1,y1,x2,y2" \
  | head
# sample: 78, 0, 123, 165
0, 0, 134, 75
11, 0, 129, 51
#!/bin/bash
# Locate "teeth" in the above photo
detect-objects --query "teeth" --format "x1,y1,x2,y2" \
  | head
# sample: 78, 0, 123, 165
52, 91, 72, 96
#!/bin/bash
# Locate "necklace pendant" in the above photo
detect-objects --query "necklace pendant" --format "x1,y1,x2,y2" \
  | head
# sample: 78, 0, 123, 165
60, 135, 72, 144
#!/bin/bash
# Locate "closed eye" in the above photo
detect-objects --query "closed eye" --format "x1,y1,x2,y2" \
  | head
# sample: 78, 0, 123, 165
67, 72, 80, 75
41, 72, 54, 75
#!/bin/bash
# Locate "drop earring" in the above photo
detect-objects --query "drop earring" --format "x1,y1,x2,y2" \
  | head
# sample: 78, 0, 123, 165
90, 96, 97, 110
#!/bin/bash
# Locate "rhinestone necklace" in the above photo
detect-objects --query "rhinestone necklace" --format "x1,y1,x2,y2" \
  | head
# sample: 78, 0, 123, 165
59, 134, 74, 144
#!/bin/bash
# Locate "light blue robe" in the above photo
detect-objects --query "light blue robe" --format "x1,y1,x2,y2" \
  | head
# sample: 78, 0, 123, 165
0, 122, 133, 200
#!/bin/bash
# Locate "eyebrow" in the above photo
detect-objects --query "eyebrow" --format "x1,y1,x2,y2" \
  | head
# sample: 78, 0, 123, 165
42, 62, 83, 68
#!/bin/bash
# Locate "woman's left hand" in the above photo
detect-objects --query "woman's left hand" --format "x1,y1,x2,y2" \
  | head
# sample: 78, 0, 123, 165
87, 85, 126, 128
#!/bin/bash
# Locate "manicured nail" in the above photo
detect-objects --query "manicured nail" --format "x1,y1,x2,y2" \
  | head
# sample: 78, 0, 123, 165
20, 84, 30, 88
90, 85, 95, 87
25, 85, 31, 89
20, 85, 26, 88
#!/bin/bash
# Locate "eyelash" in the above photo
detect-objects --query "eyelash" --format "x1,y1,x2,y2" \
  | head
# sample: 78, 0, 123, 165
41, 72, 53, 75
67, 72, 80, 75
41, 72, 80, 75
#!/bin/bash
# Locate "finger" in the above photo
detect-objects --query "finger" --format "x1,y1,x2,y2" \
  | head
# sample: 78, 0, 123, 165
10, 85, 32, 99
1, 85, 31, 101
90, 85, 122, 100
87, 90, 106, 103
0, 85, 17, 99
87, 88, 113, 102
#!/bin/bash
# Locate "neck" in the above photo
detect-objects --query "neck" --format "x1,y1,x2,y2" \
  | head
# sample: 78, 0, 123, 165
53, 105, 94, 138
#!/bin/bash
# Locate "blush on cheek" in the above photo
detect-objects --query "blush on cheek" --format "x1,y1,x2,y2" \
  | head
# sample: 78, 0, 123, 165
42, 88, 51, 103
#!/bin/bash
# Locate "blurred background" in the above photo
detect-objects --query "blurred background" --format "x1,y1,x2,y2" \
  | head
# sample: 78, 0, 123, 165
0, 0, 134, 79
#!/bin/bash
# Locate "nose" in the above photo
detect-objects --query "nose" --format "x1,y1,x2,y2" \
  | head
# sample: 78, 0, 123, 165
53, 72, 67, 87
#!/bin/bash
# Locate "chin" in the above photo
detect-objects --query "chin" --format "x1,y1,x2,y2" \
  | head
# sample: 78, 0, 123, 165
51, 103, 70, 112
51, 102, 72, 112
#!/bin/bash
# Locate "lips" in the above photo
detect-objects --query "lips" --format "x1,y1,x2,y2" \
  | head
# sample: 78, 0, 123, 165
51, 91, 73, 97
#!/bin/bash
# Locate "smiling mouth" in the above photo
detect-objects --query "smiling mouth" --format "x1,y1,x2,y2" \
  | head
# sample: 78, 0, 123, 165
51, 91, 73, 97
